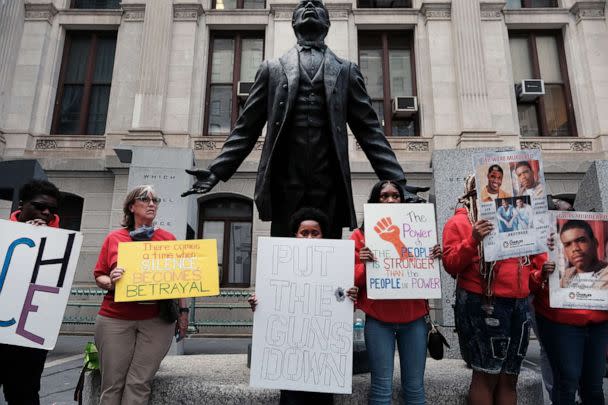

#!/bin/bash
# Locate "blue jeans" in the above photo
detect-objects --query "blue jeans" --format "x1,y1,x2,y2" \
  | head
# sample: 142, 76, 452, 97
364, 315, 428, 405
536, 315, 608, 405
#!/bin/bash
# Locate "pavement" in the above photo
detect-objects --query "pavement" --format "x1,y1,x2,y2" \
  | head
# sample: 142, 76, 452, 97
0, 336, 606, 404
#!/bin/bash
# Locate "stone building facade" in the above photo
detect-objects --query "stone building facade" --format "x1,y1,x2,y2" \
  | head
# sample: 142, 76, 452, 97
0, 0, 607, 289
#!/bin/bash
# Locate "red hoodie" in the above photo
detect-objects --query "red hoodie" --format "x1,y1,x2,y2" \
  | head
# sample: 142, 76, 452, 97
351, 228, 428, 323
10, 210, 60, 228
530, 268, 608, 326
442, 208, 545, 298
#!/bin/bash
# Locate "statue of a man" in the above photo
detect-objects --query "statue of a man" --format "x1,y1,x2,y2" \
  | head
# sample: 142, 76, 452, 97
184, 0, 422, 238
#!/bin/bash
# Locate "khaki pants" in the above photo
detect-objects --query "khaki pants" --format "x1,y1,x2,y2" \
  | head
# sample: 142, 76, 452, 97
94, 315, 174, 405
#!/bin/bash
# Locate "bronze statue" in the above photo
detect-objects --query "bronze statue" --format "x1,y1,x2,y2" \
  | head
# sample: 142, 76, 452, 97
184, 0, 423, 239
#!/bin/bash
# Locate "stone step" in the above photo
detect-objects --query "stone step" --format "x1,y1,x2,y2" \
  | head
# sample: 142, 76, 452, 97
84, 354, 542, 404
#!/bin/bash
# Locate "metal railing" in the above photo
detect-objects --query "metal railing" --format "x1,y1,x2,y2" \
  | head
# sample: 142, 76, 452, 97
63, 288, 253, 331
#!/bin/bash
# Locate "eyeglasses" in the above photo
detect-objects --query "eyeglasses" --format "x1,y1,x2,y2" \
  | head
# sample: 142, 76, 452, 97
135, 196, 161, 205
30, 201, 58, 214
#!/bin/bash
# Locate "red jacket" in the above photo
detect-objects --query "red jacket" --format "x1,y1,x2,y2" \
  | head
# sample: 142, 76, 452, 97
530, 269, 608, 326
442, 208, 545, 298
351, 228, 428, 323
10, 210, 60, 228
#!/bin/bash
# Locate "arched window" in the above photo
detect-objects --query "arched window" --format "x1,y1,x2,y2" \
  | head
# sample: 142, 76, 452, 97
198, 195, 253, 287
58, 192, 84, 231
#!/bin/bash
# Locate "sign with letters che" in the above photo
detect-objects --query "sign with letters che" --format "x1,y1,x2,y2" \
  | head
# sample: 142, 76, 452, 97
249, 237, 354, 394
0, 220, 83, 350
364, 203, 442, 299
115, 239, 219, 302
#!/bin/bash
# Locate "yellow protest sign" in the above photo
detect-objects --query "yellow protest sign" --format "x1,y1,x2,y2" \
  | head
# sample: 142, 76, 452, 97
114, 239, 219, 302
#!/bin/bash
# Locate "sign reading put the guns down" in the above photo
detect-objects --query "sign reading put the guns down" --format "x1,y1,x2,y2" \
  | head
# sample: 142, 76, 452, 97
249, 237, 354, 394
0, 220, 83, 350
364, 203, 441, 299
473, 149, 549, 261
549, 211, 608, 310
115, 240, 219, 302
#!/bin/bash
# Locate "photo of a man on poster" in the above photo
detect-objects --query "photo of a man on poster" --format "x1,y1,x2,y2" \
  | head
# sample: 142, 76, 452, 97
481, 164, 512, 202
513, 160, 544, 198
559, 220, 608, 289
496, 198, 516, 233
514, 196, 533, 230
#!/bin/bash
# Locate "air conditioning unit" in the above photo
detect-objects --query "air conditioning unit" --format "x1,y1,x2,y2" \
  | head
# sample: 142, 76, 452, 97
392, 96, 418, 117
515, 79, 545, 102
237, 81, 254, 100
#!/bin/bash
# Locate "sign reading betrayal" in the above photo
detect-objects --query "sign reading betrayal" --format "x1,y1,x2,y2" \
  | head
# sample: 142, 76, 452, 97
364, 203, 442, 299
0, 220, 83, 350
115, 240, 219, 302
249, 237, 354, 394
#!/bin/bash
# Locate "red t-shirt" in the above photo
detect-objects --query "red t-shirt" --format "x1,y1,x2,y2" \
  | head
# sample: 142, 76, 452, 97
351, 228, 428, 323
442, 208, 546, 298
530, 268, 608, 326
93, 228, 176, 320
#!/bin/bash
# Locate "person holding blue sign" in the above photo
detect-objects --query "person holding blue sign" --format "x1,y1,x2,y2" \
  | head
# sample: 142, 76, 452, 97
1, 180, 61, 405
350, 180, 441, 405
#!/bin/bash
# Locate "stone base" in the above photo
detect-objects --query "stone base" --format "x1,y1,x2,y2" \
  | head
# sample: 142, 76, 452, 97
84, 354, 542, 404
456, 131, 502, 148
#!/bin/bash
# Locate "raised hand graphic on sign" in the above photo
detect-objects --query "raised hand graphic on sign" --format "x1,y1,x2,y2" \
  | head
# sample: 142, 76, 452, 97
373, 217, 409, 260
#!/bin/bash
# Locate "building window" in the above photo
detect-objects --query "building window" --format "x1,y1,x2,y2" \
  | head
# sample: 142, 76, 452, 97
212, 0, 265, 9
357, 0, 411, 7
198, 196, 253, 287
509, 32, 575, 137
358, 31, 416, 137
51, 31, 117, 135
204, 32, 264, 136
505, 0, 558, 8
71, 0, 120, 9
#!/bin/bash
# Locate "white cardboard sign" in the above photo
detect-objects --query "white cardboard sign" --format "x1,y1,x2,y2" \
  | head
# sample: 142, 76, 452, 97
364, 203, 441, 299
0, 220, 82, 349
249, 237, 354, 394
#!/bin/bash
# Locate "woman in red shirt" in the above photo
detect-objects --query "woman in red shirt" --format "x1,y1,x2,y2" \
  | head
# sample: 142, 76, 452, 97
442, 175, 545, 405
531, 233, 608, 404
351, 180, 441, 405
93, 185, 188, 405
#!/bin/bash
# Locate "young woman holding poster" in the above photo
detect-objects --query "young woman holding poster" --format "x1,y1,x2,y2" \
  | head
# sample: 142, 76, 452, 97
442, 175, 545, 405
351, 180, 441, 405
93, 185, 189, 405
531, 231, 608, 405
248, 207, 358, 405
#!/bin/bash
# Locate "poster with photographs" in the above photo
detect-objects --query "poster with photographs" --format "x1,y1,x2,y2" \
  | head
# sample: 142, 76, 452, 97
549, 211, 608, 310
473, 150, 549, 261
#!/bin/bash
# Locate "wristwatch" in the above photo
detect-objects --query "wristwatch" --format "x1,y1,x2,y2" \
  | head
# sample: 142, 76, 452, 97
179, 307, 190, 314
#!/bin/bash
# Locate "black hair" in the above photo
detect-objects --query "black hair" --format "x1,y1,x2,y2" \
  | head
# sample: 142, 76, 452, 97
515, 161, 532, 171
18, 180, 61, 204
358, 180, 405, 231
487, 164, 503, 175
290, 207, 329, 237
560, 220, 595, 241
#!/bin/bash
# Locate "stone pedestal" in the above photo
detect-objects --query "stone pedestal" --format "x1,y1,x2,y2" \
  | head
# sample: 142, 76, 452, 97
574, 160, 608, 212
431, 147, 513, 358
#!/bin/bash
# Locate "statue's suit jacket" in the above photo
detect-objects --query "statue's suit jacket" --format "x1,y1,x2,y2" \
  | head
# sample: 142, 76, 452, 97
208, 46, 406, 229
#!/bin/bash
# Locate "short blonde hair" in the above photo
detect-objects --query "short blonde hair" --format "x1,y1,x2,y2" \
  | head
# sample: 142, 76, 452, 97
121, 185, 156, 230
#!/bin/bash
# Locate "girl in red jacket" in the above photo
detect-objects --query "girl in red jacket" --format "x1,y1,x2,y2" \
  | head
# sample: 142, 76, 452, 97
351, 180, 441, 405
531, 233, 608, 404
442, 175, 545, 405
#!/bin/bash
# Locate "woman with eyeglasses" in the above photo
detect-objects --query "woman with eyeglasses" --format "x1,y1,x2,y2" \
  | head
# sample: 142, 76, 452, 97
93, 185, 189, 405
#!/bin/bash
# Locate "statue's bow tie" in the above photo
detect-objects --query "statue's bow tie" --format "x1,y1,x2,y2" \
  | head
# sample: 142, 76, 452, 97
298, 40, 327, 51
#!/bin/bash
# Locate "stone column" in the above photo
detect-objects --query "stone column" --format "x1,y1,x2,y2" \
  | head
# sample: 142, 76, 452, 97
127, 0, 174, 145
163, 1, 203, 147
451, 0, 499, 146
569, 2, 608, 149
2, 2, 56, 155
420, 2, 460, 149
0, 0, 25, 156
